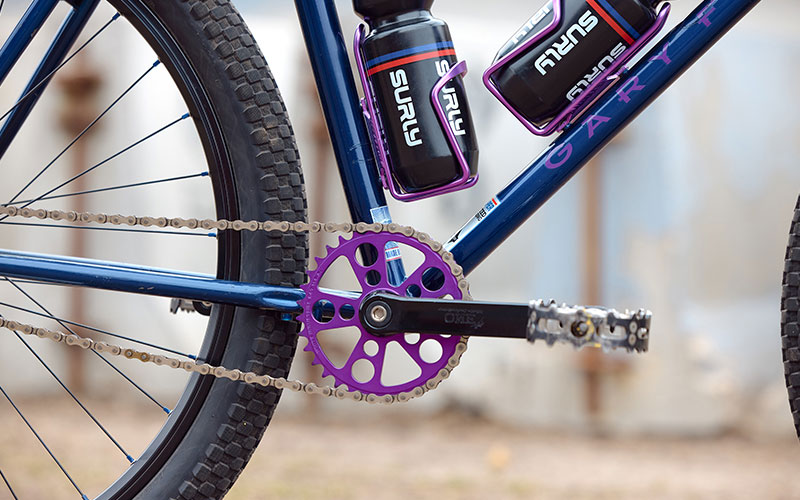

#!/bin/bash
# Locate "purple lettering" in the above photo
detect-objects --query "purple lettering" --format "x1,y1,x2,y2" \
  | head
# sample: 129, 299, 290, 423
584, 115, 611, 139
616, 76, 645, 103
650, 43, 672, 65
697, 4, 715, 27
545, 143, 573, 169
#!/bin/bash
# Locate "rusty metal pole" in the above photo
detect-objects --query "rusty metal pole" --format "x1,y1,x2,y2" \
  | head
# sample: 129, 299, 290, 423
580, 158, 604, 420
301, 58, 333, 414
580, 155, 629, 425
57, 53, 102, 392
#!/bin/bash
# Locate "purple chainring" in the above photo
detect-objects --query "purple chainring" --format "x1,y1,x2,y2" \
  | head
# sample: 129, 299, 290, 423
298, 231, 463, 396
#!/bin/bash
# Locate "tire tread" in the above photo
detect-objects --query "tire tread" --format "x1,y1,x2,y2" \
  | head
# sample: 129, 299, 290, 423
782, 195, 800, 440
169, 0, 306, 497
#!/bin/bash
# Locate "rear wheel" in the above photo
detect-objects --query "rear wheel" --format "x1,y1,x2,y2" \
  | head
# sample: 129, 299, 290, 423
0, 0, 306, 498
782, 194, 800, 439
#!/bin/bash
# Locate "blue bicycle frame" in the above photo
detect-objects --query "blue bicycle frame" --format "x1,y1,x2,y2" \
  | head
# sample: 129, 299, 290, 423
0, 0, 760, 311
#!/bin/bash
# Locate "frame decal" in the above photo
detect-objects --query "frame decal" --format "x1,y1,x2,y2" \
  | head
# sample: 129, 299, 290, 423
0, 0, 762, 310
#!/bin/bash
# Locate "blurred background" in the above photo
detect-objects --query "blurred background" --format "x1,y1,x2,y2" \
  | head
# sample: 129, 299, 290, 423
0, 0, 799, 498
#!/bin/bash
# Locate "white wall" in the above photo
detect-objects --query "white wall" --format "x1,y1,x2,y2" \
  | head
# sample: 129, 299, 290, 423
0, 0, 796, 437
247, 0, 800, 436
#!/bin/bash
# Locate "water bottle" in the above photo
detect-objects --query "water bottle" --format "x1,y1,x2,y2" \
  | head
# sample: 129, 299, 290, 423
355, 0, 479, 195
490, 0, 663, 127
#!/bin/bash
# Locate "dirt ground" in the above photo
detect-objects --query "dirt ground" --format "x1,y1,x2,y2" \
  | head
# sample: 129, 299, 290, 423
1, 398, 799, 500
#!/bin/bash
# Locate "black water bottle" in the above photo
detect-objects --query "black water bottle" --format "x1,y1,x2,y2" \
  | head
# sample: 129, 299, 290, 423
355, 0, 478, 194
491, 0, 662, 127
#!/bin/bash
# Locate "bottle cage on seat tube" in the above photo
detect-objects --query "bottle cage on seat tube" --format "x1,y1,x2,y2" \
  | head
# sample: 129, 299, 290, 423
354, 25, 478, 202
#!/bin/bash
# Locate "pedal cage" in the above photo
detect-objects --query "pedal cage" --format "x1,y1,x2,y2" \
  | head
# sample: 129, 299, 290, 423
528, 300, 651, 352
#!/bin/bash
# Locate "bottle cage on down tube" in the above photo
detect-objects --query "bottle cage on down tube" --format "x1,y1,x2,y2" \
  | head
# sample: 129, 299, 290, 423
482, 0, 671, 136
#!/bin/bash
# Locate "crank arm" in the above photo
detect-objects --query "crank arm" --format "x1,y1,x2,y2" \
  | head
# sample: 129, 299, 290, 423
361, 293, 528, 339
361, 294, 652, 353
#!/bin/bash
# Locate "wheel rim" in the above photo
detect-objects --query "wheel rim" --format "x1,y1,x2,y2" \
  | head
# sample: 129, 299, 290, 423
0, 1, 247, 497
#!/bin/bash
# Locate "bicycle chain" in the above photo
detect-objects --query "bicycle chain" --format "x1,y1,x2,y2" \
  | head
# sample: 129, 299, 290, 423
0, 205, 469, 405
0, 205, 651, 404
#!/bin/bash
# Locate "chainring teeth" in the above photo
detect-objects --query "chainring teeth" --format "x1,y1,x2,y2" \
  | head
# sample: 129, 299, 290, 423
0, 205, 472, 405
298, 232, 464, 397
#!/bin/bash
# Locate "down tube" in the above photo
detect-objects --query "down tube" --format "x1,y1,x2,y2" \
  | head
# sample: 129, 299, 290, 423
446, 0, 760, 275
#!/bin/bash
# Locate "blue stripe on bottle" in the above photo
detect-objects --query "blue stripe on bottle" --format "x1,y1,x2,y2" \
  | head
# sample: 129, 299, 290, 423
365, 41, 455, 68
594, 0, 641, 38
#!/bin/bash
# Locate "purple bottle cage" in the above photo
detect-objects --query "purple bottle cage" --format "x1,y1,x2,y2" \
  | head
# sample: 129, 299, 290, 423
354, 25, 478, 202
482, 1, 671, 136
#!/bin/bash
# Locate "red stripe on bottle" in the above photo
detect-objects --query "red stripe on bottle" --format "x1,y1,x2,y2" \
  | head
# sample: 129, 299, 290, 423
586, 0, 635, 45
367, 48, 457, 77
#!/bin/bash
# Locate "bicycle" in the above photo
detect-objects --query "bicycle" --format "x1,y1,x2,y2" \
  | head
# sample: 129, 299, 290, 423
0, 0, 789, 498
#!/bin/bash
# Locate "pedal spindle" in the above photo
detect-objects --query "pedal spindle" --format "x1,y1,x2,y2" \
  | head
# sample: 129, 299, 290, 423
527, 300, 651, 352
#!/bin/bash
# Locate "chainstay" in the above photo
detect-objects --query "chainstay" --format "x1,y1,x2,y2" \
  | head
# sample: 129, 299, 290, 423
0, 205, 651, 403
0, 205, 471, 405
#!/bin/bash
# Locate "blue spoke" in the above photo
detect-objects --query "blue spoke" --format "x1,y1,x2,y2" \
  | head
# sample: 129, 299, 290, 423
10, 171, 209, 205
4, 278, 172, 414
12, 331, 135, 463
0, 467, 19, 500
0, 299, 197, 359
92, 354, 172, 415
5, 60, 161, 205
0, 384, 89, 500
0, 221, 217, 237
0, 279, 74, 287
13, 113, 191, 210
0, 13, 120, 126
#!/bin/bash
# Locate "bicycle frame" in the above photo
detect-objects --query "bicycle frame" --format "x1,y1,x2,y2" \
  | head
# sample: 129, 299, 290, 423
0, 0, 761, 312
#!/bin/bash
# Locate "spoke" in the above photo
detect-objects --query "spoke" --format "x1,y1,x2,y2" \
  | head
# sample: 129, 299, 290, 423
0, 279, 75, 287
0, 221, 216, 237
14, 113, 191, 210
0, 467, 19, 500
0, 299, 197, 359
4, 278, 172, 414
92, 353, 171, 414
0, 13, 120, 125
4, 60, 161, 205
0, 384, 90, 500
11, 171, 209, 205
12, 331, 135, 463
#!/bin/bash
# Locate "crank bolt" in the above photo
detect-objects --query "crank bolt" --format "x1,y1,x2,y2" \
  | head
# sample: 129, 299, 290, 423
366, 301, 392, 329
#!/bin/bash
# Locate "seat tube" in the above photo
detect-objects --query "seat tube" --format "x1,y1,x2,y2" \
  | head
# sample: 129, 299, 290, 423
294, 0, 406, 285
0, 0, 60, 87
293, 0, 387, 224
0, 0, 101, 161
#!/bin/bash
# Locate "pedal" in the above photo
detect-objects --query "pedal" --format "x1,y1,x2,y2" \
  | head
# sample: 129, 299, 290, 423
169, 298, 212, 316
527, 300, 651, 353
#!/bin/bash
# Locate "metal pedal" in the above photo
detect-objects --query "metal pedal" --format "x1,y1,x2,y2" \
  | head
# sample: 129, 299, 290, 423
527, 300, 651, 353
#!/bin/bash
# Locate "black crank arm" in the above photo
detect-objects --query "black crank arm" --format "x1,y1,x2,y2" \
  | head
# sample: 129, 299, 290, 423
360, 293, 528, 339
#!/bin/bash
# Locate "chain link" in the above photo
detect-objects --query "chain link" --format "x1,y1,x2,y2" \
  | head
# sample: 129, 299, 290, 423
0, 205, 651, 404
0, 205, 471, 404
